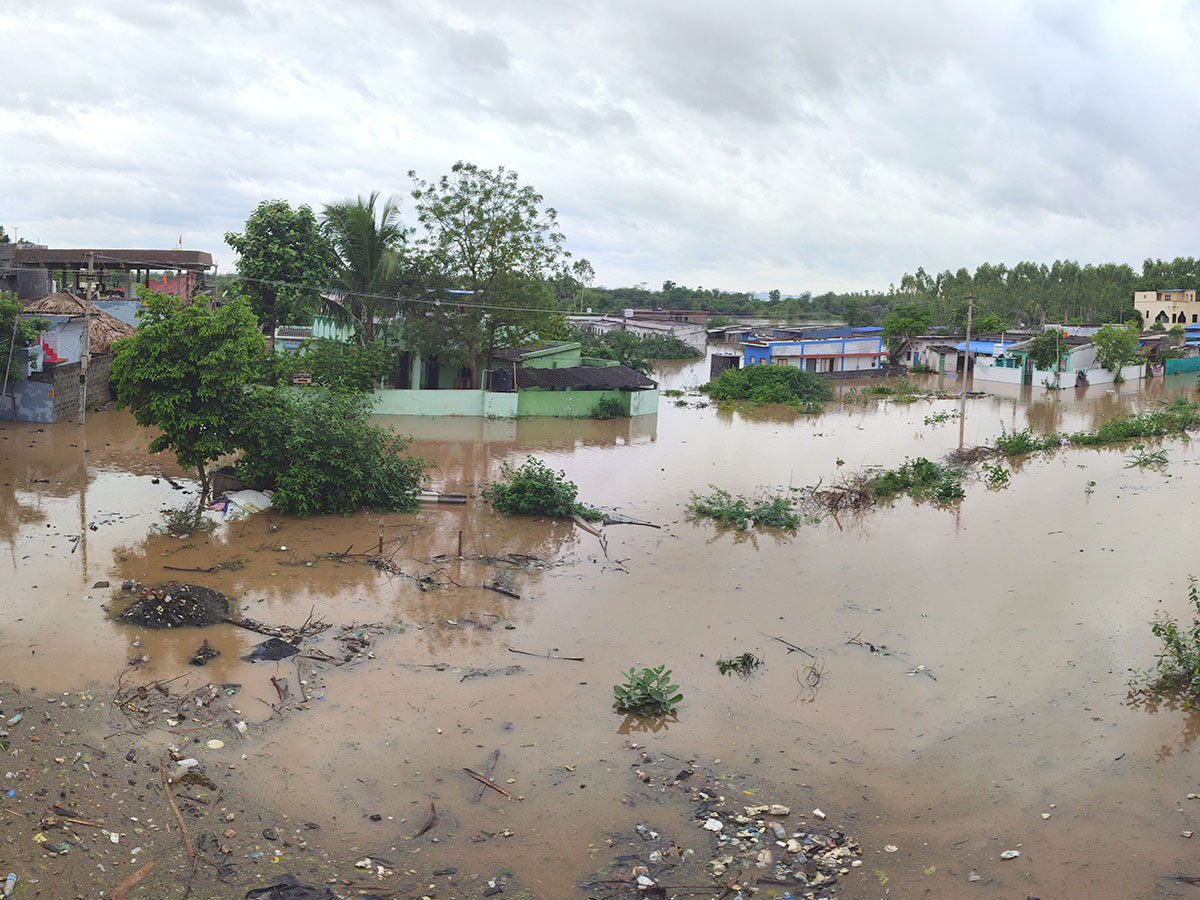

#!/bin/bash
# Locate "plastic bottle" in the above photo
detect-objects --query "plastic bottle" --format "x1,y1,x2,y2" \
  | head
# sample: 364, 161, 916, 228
3, 873, 16, 897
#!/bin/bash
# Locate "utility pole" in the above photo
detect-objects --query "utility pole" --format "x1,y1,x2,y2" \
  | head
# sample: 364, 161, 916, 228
79, 251, 94, 425
958, 293, 974, 447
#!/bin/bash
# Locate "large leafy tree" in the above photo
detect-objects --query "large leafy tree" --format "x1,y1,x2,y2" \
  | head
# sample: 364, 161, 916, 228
1091, 323, 1141, 373
407, 162, 569, 387
224, 200, 333, 338
322, 192, 408, 344
110, 290, 264, 518
881, 304, 932, 359
0, 291, 49, 387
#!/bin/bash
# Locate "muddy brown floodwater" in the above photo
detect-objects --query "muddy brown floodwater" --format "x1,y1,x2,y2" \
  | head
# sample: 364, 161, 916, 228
5, 356, 1200, 898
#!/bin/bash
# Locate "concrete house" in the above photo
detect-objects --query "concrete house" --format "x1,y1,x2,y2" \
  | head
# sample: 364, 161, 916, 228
741, 327, 885, 374
974, 334, 1144, 386
1134, 289, 1200, 327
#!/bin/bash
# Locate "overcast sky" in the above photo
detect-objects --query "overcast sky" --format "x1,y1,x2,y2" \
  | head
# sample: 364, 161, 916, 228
3, 0, 1199, 294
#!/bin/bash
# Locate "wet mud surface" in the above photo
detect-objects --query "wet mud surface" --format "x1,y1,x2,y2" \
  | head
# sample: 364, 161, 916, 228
5, 358, 1200, 898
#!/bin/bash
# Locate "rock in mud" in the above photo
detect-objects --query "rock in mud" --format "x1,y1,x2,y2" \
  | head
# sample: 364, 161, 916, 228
116, 582, 232, 628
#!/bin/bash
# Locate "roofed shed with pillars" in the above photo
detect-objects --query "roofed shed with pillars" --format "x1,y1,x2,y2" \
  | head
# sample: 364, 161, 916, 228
11, 248, 215, 302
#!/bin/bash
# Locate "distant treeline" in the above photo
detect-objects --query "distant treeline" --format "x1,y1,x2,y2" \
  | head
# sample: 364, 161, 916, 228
575, 257, 1200, 328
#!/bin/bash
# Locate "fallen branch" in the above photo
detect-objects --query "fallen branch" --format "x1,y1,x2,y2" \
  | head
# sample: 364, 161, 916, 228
412, 802, 436, 838
763, 633, 815, 659
160, 757, 196, 870
471, 751, 500, 804
481, 584, 521, 599
463, 767, 519, 800
110, 860, 156, 900
508, 647, 584, 662
163, 565, 216, 573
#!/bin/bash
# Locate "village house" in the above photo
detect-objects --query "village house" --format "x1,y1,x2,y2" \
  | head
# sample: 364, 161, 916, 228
741, 326, 886, 374
1134, 288, 1200, 327
972, 333, 1145, 387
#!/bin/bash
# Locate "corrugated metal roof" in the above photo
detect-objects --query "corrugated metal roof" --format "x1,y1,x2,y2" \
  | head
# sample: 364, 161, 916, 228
516, 365, 657, 390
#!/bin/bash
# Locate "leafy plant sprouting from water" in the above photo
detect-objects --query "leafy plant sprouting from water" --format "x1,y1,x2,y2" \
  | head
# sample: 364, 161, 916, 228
994, 426, 1060, 456
982, 462, 1011, 489
1130, 577, 1200, 704
686, 486, 800, 531
716, 652, 762, 677
1126, 444, 1168, 468
613, 665, 683, 715
158, 502, 213, 536
482, 457, 602, 521
923, 410, 960, 425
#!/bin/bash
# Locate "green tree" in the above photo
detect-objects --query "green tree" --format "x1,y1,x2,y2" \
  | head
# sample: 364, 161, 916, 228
110, 290, 265, 518
0, 291, 49, 386
1092, 323, 1141, 372
0, 226, 10, 244
407, 162, 569, 387
1026, 329, 1067, 371
224, 200, 333, 340
322, 192, 408, 344
881, 304, 932, 358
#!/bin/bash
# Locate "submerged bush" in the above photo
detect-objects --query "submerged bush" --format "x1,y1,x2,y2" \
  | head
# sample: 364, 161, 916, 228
866, 457, 963, 503
483, 457, 602, 521
264, 339, 395, 392
1130, 578, 1200, 703
589, 395, 626, 419
686, 486, 800, 530
994, 427, 1060, 456
702, 365, 833, 409
234, 387, 427, 517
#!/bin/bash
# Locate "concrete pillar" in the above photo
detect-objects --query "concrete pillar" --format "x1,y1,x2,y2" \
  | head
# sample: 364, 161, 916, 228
410, 352, 423, 390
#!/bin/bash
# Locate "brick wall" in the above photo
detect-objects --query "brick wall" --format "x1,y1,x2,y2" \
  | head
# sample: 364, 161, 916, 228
29, 354, 116, 421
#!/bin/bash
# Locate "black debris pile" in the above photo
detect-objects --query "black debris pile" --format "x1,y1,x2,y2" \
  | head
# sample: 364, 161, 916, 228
116, 582, 232, 628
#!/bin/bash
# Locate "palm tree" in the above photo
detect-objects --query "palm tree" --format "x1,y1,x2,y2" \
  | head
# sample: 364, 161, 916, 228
322, 192, 406, 343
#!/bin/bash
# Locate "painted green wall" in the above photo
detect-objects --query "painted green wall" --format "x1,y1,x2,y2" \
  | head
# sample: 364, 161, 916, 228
372, 387, 658, 418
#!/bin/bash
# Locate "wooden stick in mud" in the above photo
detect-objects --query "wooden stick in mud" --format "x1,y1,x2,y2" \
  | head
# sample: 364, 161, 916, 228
508, 648, 584, 662
159, 758, 197, 870
412, 802, 436, 838
764, 633, 816, 659
470, 750, 500, 804
109, 860, 156, 900
482, 584, 521, 599
163, 565, 217, 573
463, 766, 519, 800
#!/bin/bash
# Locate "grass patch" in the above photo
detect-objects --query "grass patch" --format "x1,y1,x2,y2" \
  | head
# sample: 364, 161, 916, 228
483, 457, 602, 521
1069, 397, 1200, 446
1126, 445, 1168, 468
686, 486, 800, 531
663, 388, 684, 398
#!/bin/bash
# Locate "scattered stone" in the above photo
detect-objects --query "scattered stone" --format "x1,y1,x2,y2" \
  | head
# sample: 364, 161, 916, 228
1000, 849, 1020, 859
1184, 831, 1194, 839
207, 739, 224, 750
703, 818, 724, 832
1040, 812, 1051, 819
968, 870, 982, 882
884, 844, 898, 852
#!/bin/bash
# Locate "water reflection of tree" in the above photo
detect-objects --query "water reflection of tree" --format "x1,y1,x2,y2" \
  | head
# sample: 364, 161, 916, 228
0, 485, 46, 544
1125, 690, 1200, 761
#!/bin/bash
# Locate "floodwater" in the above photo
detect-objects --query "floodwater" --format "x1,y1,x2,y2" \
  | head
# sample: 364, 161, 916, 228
4, 353, 1200, 898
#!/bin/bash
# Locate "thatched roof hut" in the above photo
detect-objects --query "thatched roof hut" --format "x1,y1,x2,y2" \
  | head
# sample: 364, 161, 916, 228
23, 292, 137, 355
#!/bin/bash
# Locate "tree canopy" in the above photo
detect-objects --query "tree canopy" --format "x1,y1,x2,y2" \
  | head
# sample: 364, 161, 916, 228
406, 162, 569, 387
1026, 330, 1067, 371
110, 290, 265, 514
1091, 323, 1141, 372
323, 192, 409, 344
0, 291, 49, 387
224, 200, 333, 337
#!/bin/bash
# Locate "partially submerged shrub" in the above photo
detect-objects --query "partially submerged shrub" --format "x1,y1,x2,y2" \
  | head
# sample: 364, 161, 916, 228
614, 665, 682, 715
1130, 577, 1200, 702
702, 365, 833, 410
159, 502, 214, 536
982, 462, 1011, 489
663, 389, 684, 398
234, 387, 427, 517
686, 486, 800, 531
483, 457, 601, 521
866, 457, 963, 503
994, 427, 1060, 456
589, 395, 626, 419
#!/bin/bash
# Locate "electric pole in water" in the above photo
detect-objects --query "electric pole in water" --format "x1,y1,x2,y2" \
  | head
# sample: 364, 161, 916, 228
79, 251, 94, 425
958, 292, 975, 447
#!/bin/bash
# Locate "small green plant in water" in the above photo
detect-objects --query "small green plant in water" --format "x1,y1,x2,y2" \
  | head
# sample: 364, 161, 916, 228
716, 652, 762, 677
924, 410, 960, 425
1126, 444, 1168, 468
867, 457, 963, 503
1130, 577, 1200, 703
663, 388, 684, 398
686, 486, 800, 530
483, 457, 602, 521
1085, 479, 1096, 495
982, 462, 1010, 489
614, 665, 683, 715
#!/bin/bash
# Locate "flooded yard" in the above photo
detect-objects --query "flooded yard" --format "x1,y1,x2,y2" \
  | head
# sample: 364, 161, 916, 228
3, 356, 1200, 898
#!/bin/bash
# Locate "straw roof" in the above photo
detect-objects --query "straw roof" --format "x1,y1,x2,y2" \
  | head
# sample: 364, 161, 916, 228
23, 292, 137, 356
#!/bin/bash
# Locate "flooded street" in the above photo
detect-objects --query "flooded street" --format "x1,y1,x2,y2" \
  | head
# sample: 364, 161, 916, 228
4, 354, 1200, 898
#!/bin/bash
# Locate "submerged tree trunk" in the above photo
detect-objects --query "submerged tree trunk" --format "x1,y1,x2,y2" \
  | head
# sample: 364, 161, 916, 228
195, 465, 211, 528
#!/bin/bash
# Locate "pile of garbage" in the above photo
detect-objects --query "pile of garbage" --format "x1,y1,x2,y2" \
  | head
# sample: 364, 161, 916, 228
207, 489, 273, 522
115, 582, 233, 628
